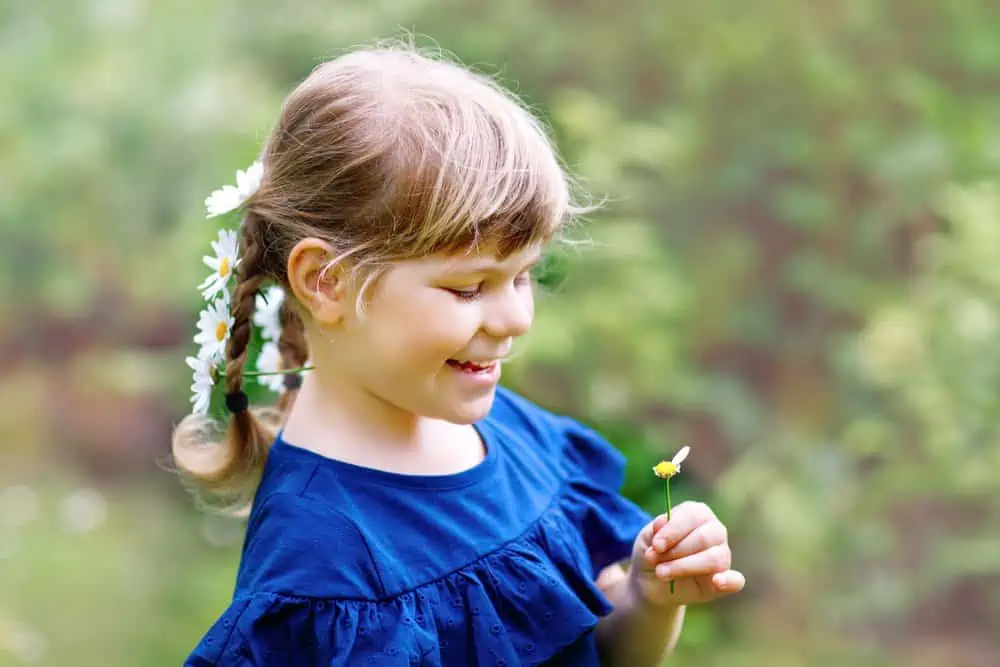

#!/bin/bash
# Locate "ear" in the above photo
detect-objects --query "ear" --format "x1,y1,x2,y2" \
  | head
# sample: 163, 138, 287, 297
286, 238, 347, 325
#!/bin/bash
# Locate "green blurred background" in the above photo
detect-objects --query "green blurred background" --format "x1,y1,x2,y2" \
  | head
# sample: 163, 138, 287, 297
2, 0, 999, 665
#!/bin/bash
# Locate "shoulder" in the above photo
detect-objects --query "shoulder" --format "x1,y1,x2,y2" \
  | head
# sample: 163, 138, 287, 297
236, 491, 385, 599
489, 385, 568, 445
490, 386, 626, 486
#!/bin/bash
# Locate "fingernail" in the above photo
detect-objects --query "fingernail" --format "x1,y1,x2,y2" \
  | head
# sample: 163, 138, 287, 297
656, 564, 671, 578
645, 547, 656, 562
653, 538, 666, 551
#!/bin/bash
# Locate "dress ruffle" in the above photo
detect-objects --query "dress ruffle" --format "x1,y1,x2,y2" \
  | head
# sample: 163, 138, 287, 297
185, 432, 650, 667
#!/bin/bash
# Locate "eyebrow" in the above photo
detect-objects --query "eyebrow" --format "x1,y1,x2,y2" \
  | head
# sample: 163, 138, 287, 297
446, 251, 544, 275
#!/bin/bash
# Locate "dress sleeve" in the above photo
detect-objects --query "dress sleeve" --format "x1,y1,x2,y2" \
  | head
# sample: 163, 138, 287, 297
557, 415, 654, 575
491, 386, 653, 575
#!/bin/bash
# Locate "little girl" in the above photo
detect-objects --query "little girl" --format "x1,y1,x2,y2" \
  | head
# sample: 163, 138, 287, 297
175, 45, 743, 667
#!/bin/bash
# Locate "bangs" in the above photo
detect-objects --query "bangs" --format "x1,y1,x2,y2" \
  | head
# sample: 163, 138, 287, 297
372, 73, 582, 260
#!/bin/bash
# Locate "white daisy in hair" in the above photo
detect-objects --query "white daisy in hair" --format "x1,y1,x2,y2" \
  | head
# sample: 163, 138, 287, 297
193, 296, 234, 362
186, 352, 218, 416
255, 341, 286, 393
198, 229, 241, 300
253, 285, 285, 342
236, 160, 263, 199
204, 160, 263, 218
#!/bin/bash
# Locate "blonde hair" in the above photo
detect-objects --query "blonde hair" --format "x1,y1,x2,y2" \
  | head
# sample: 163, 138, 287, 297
172, 44, 590, 514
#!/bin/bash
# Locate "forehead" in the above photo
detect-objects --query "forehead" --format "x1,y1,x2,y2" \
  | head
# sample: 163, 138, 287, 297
428, 242, 545, 274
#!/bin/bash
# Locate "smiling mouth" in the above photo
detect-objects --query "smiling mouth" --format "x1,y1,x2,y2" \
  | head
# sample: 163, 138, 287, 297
446, 359, 498, 372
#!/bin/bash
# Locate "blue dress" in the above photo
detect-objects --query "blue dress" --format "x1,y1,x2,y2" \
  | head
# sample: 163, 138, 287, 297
185, 387, 652, 666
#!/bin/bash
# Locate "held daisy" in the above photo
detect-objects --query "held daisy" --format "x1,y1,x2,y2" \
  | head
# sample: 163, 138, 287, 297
652, 445, 690, 480
253, 285, 285, 342
204, 160, 263, 218
186, 352, 219, 416
193, 297, 234, 362
652, 445, 691, 593
198, 229, 241, 300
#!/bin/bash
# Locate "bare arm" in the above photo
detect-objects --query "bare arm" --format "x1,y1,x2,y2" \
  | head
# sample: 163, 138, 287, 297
595, 503, 746, 666
595, 563, 685, 666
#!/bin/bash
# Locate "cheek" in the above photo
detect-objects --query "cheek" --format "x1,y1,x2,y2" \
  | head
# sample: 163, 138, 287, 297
368, 293, 478, 361
409, 303, 482, 352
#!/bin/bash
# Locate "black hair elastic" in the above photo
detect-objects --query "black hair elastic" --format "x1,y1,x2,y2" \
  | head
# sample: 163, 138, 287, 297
225, 390, 250, 414
283, 373, 303, 391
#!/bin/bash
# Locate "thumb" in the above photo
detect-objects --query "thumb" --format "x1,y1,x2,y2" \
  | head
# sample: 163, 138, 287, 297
711, 569, 746, 596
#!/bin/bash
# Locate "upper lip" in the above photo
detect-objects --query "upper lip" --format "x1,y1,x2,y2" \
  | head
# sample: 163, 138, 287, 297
451, 358, 500, 364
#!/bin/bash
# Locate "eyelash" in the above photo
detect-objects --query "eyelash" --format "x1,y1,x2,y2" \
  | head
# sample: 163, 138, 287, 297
449, 273, 533, 302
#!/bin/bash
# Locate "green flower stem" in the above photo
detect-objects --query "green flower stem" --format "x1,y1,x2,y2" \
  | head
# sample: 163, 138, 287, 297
241, 365, 314, 378
665, 478, 675, 595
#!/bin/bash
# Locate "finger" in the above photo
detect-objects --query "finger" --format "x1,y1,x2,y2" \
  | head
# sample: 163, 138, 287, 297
654, 544, 731, 580
638, 513, 668, 547
655, 520, 727, 563
711, 569, 745, 595
649, 502, 715, 554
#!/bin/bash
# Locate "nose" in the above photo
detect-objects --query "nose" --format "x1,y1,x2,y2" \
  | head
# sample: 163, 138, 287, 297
482, 284, 534, 339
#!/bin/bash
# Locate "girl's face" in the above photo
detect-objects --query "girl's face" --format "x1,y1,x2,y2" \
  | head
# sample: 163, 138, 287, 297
313, 243, 542, 425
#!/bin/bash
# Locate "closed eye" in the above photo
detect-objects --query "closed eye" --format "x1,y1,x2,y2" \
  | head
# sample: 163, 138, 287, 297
444, 268, 536, 302
446, 286, 483, 302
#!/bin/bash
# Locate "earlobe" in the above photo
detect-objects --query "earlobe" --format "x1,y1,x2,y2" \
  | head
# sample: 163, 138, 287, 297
286, 238, 345, 325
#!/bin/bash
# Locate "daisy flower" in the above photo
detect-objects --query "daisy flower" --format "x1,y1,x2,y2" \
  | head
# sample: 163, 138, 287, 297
652, 445, 690, 479
653, 444, 691, 594
255, 341, 285, 393
204, 160, 263, 218
253, 285, 285, 342
193, 297, 234, 362
198, 229, 241, 300
186, 352, 218, 416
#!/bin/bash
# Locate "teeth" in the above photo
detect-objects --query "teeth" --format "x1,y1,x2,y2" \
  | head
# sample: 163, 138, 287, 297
452, 359, 494, 369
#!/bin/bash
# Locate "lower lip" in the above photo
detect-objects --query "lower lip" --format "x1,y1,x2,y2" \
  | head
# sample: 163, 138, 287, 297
446, 360, 501, 386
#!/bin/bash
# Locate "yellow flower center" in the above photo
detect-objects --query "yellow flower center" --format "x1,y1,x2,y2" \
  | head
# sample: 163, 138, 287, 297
219, 258, 231, 278
215, 322, 227, 342
653, 461, 678, 479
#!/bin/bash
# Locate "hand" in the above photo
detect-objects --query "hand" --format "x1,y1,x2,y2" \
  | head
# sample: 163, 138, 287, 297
629, 501, 745, 608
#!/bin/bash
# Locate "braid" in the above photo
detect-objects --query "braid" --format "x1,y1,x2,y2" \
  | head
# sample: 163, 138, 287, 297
225, 247, 267, 393
216, 222, 274, 497
171, 216, 280, 515
276, 301, 309, 412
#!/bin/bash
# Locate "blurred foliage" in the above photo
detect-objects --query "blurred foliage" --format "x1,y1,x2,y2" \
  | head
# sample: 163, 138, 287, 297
2, 0, 1000, 665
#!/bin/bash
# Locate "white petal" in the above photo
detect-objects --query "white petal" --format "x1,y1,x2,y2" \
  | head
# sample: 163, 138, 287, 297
219, 228, 238, 251
205, 185, 241, 218
254, 286, 285, 342
236, 161, 263, 199
247, 160, 263, 184
197, 273, 218, 292
672, 445, 691, 466
191, 390, 210, 416
256, 341, 285, 393
199, 275, 228, 301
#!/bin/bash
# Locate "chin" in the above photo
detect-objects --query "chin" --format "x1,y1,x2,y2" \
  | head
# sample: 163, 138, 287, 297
437, 390, 497, 424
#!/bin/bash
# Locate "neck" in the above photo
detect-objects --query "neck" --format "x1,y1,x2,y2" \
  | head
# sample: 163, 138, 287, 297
282, 367, 435, 456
